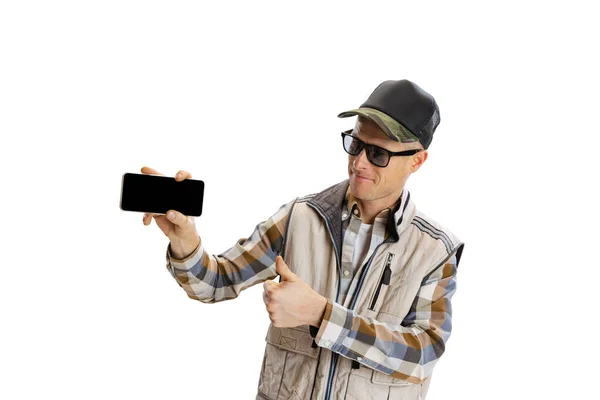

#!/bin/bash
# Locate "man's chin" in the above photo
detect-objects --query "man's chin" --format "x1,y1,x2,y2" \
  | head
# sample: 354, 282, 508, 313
349, 180, 373, 200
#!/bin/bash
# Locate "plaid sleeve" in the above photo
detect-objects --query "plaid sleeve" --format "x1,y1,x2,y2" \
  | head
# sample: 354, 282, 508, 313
165, 200, 294, 303
314, 254, 458, 384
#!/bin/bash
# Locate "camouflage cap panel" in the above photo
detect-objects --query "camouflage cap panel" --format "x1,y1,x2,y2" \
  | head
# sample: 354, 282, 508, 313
338, 108, 420, 143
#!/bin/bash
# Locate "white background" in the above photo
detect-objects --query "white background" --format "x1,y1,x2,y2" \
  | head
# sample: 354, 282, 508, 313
1, 1, 599, 399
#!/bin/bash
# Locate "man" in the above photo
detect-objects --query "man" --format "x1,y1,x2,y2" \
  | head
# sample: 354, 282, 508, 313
142, 79, 464, 400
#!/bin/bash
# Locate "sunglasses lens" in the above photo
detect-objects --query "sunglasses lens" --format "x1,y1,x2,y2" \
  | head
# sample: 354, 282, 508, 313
344, 135, 362, 155
367, 147, 388, 167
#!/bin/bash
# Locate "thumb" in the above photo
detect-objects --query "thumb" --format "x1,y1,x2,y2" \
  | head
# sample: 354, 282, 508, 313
166, 210, 192, 228
276, 256, 297, 282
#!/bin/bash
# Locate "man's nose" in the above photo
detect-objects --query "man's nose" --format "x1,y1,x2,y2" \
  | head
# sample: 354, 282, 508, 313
353, 148, 370, 169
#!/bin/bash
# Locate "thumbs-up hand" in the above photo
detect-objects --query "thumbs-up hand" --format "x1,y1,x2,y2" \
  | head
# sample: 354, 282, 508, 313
275, 255, 298, 282
263, 256, 327, 328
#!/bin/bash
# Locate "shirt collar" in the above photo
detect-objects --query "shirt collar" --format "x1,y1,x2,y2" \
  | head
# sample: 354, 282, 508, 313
342, 188, 407, 228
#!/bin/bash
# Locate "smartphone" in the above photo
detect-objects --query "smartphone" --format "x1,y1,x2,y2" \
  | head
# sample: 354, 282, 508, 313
120, 173, 204, 217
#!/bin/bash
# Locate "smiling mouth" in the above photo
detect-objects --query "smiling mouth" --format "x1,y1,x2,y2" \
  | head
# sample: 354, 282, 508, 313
354, 173, 372, 181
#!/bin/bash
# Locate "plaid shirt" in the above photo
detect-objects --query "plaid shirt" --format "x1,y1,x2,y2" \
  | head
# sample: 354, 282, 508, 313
166, 189, 458, 384
338, 191, 400, 306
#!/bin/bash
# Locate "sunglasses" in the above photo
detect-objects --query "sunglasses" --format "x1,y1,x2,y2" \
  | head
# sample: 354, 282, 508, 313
341, 130, 422, 167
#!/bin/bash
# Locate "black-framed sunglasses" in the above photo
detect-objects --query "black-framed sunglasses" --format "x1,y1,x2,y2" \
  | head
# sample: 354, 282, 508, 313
341, 130, 422, 168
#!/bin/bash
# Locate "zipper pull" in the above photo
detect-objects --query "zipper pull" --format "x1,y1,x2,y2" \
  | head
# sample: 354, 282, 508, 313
382, 253, 394, 285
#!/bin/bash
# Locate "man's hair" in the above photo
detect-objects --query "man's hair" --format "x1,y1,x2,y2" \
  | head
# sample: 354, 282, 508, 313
356, 115, 369, 125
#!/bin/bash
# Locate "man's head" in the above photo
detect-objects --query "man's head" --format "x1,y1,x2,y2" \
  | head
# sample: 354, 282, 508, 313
338, 79, 440, 212
343, 116, 427, 208
338, 79, 440, 149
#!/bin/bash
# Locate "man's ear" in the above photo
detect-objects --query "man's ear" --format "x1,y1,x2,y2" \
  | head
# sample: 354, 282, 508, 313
410, 150, 428, 172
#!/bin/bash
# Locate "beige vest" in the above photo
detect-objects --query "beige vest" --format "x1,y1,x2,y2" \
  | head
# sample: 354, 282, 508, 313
256, 182, 463, 400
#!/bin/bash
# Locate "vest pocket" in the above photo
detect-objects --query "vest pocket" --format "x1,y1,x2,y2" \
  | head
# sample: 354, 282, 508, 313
344, 366, 421, 400
258, 325, 319, 400
372, 370, 422, 399
371, 370, 412, 386
266, 324, 320, 358
368, 253, 394, 311
344, 365, 389, 400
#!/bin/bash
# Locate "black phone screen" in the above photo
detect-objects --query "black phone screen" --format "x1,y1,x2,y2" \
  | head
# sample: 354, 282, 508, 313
120, 173, 204, 217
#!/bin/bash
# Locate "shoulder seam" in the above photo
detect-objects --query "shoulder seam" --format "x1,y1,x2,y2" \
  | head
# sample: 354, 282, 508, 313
297, 193, 317, 203
411, 216, 453, 254
413, 215, 454, 246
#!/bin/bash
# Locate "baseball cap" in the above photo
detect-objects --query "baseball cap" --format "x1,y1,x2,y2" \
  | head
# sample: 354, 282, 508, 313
338, 79, 440, 149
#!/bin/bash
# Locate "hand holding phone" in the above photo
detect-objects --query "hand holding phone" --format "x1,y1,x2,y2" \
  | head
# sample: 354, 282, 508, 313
122, 166, 202, 259
120, 169, 204, 217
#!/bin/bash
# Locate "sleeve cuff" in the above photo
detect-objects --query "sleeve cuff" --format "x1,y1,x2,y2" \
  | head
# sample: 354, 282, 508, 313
167, 240, 202, 271
313, 300, 352, 352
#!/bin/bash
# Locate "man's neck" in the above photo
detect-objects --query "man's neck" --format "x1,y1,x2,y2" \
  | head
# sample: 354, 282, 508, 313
355, 190, 403, 224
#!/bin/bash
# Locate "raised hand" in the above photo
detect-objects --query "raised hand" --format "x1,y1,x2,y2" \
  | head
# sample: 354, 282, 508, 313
140, 166, 200, 259
263, 256, 327, 328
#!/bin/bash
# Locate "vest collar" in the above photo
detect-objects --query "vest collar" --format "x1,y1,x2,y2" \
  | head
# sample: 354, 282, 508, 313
307, 180, 416, 245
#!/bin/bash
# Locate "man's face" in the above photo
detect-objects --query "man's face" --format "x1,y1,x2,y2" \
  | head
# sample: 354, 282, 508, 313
347, 118, 427, 207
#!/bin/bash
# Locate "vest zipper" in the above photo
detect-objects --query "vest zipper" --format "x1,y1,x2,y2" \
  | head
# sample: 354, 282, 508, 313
368, 252, 394, 311
306, 203, 342, 400
307, 203, 394, 400
350, 237, 393, 311
325, 238, 393, 399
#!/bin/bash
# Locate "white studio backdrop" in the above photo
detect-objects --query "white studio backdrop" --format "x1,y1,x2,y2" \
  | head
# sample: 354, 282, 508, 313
1, 1, 599, 399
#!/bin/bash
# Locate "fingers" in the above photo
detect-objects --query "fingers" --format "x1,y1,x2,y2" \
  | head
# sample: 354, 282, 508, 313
263, 283, 275, 314
143, 212, 167, 227
151, 214, 173, 235
175, 170, 192, 181
139, 166, 192, 229
142, 213, 153, 226
141, 166, 192, 181
263, 279, 277, 291
263, 280, 278, 301
165, 209, 194, 227
142, 212, 163, 221
141, 166, 163, 176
